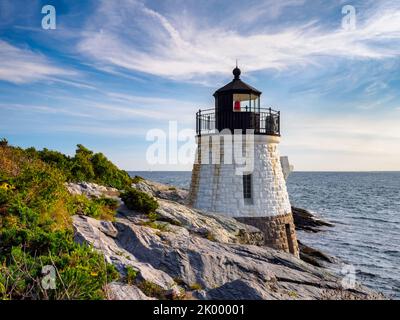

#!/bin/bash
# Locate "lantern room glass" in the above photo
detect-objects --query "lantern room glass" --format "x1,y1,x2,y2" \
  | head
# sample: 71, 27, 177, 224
233, 93, 260, 112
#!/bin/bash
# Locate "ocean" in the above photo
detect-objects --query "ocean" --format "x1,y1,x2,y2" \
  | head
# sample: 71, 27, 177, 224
129, 171, 400, 299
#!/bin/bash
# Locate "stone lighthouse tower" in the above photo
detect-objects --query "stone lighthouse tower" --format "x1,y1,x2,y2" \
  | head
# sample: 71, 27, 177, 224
188, 66, 299, 257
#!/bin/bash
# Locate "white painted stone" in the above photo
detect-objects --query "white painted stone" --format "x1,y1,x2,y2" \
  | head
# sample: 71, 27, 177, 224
191, 134, 291, 218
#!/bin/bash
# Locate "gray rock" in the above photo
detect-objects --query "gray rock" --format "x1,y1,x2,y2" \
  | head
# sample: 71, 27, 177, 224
117, 190, 264, 246
73, 215, 177, 293
105, 282, 155, 300
298, 241, 336, 267
292, 206, 334, 232
99, 221, 118, 238
73, 214, 383, 300
133, 179, 188, 204
65, 182, 120, 199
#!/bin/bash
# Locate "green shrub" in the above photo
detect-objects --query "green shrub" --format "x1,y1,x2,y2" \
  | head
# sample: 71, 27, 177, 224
140, 220, 169, 232
131, 175, 144, 184
0, 138, 8, 147
125, 266, 138, 285
148, 212, 160, 222
5, 142, 132, 190
137, 280, 166, 299
94, 197, 119, 211
0, 141, 122, 299
189, 283, 203, 291
69, 195, 117, 221
0, 245, 119, 300
37, 148, 71, 174
90, 152, 132, 190
120, 188, 158, 214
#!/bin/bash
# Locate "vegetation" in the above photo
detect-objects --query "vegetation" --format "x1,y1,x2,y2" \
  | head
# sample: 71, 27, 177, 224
0, 140, 129, 299
27, 144, 132, 190
137, 280, 166, 299
120, 188, 159, 214
131, 175, 144, 184
125, 266, 138, 285
140, 221, 169, 232
70, 195, 119, 221
189, 283, 203, 291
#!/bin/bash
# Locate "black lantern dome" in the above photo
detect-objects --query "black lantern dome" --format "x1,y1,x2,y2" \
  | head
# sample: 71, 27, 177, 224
214, 67, 261, 96
196, 67, 280, 136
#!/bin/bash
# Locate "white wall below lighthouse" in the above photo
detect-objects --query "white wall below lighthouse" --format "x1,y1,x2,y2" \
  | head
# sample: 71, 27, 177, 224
189, 135, 292, 218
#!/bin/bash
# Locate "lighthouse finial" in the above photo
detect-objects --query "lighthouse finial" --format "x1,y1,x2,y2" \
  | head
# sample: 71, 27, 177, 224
233, 60, 241, 80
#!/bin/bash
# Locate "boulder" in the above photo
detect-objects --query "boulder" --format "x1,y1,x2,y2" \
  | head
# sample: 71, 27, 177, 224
298, 241, 336, 267
292, 206, 334, 232
105, 282, 155, 300
65, 182, 119, 199
133, 179, 188, 204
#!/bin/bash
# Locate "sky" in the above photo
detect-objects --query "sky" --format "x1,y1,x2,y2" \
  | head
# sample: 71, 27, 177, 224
0, 0, 400, 171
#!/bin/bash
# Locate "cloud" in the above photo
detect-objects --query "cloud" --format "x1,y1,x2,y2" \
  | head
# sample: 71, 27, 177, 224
76, 0, 400, 81
283, 112, 400, 155
278, 111, 400, 171
0, 40, 75, 84
0, 90, 197, 124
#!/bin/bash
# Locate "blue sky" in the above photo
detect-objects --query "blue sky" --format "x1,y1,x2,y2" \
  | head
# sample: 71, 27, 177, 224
0, 0, 400, 171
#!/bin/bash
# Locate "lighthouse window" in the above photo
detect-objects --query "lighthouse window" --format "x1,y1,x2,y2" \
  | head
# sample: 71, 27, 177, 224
243, 174, 253, 203
233, 94, 260, 112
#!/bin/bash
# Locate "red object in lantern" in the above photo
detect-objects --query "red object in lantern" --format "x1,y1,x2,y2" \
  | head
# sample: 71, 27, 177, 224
234, 100, 241, 111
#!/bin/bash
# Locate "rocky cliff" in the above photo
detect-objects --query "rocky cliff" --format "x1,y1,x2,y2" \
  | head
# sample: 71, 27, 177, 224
70, 180, 383, 300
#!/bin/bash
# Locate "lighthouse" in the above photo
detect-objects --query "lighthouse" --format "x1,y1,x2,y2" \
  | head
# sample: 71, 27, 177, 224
188, 66, 299, 257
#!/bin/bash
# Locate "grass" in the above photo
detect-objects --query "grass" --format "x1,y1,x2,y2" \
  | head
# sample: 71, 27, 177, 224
140, 221, 170, 232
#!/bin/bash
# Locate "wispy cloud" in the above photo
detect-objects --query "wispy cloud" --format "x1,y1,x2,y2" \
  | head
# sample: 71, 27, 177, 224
0, 91, 197, 123
0, 103, 94, 118
77, 0, 400, 80
0, 40, 76, 84
284, 113, 400, 155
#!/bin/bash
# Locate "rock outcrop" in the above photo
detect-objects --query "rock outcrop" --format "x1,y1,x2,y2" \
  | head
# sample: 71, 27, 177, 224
292, 206, 334, 232
66, 182, 120, 199
73, 213, 381, 300
69, 180, 383, 300
298, 241, 336, 267
132, 179, 188, 205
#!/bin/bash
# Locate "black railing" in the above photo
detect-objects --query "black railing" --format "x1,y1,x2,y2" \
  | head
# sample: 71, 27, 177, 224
196, 107, 280, 136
